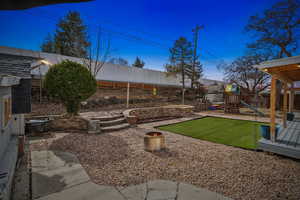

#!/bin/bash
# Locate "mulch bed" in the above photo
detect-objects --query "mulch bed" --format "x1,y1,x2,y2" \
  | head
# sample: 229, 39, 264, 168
33, 128, 300, 200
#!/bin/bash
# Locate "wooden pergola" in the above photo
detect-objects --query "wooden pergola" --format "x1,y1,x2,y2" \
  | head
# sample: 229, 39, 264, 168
255, 55, 300, 142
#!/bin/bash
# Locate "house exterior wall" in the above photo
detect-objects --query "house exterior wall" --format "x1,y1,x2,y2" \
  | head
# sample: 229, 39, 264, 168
0, 52, 31, 200
0, 86, 12, 159
0, 85, 19, 200
0, 54, 32, 114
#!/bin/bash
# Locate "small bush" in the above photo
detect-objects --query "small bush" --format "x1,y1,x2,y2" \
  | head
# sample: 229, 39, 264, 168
44, 60, 96, 115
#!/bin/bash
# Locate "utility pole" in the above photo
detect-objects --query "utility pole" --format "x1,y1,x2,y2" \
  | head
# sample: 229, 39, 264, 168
191, 25, 204, 89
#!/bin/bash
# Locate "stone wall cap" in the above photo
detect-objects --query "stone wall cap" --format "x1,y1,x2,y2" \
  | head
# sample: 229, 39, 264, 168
123, 105, 194, 118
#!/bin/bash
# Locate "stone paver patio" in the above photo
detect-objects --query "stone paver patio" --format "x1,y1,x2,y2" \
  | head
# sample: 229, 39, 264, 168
32, 150, 232, 200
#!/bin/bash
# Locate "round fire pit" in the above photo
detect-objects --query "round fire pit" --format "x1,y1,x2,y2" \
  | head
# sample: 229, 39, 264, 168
144, 132, 165, 152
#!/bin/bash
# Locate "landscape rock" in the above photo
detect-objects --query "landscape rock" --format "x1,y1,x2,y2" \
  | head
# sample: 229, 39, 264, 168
49, 117, 88, 132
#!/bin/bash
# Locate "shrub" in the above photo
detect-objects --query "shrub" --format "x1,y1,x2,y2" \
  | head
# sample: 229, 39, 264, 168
44, 60, 97, 115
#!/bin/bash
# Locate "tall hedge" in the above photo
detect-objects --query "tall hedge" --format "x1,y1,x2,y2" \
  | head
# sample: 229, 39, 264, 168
44, 60, 97, 115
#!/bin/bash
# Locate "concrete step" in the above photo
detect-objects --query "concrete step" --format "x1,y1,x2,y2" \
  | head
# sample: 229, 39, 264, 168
91, 114, 124, 121
101, 123, 130, 132
100, 118, 126, 127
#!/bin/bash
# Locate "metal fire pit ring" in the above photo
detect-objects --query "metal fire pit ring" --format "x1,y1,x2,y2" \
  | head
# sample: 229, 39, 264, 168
144, 131, 165, 152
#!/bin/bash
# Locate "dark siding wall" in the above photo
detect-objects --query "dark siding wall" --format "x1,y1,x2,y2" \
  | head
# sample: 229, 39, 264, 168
12, 79, 31, 113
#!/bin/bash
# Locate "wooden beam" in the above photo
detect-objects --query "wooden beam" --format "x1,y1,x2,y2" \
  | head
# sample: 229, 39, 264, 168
283, 82, 288, 128
289, 87, 300, 91
271, 72, 293, 83
270, 76, 277, 142
266, 64, 300, 72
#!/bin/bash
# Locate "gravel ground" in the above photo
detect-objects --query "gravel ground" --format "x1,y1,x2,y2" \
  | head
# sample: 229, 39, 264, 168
31, 127, 300, 200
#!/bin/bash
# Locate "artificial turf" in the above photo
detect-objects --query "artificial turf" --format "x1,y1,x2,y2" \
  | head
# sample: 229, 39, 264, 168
158, 117, 267, 149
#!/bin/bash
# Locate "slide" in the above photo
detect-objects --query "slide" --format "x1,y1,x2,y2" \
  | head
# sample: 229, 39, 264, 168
240, 100, 265, 117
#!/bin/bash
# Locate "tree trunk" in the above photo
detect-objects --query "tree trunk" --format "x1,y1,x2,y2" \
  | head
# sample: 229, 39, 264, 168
181, 62, 185, 105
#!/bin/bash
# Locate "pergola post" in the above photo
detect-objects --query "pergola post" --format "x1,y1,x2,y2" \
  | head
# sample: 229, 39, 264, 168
270, 76, 277, 142
283, 82, 288, 128
289, 83, 294, 113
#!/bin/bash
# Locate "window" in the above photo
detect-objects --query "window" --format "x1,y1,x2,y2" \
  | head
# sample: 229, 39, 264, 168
3, 96, 12, 127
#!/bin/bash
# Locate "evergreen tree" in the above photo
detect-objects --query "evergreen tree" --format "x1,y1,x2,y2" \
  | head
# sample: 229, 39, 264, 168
44, 60, 96, 115
185, 61, 203, 88
168, 37, 193, 104
132, 57, 145, 68
108, 57, 129, 66
40, 34, 54, 53
41, 11, 90, 58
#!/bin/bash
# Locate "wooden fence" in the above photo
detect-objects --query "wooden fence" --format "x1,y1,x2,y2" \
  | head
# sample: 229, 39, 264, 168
96, 80, 180, 90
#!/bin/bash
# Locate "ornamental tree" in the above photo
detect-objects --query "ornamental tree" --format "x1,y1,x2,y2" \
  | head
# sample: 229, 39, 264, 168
44, 60, 97, 115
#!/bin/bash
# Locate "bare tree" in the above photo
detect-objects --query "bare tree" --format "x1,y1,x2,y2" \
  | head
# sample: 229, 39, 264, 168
218, 53, 271, 94
84, 27, 111, 78
245, 0, 300, 58
245, 0, 300, 108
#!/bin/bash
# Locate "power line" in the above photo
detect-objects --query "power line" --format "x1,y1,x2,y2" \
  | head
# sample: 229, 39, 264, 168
21, 9, 222, 61
35, 7, 177, 44
27, 8, 171, 50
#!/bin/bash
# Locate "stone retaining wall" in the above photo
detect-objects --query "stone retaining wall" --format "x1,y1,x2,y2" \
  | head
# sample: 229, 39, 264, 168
123, 105, 194, 124
49, 116, 88, 132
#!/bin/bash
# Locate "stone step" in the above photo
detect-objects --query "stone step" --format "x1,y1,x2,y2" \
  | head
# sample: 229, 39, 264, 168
100, 118, 126, 127
91, 114, 124, 121
101, 123, 130, 132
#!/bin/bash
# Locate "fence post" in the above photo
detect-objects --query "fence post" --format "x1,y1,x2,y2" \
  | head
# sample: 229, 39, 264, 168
126, 82, 130, 108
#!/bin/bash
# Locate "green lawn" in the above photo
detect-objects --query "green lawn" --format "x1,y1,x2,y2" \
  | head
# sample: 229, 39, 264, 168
158, 117, 266, 149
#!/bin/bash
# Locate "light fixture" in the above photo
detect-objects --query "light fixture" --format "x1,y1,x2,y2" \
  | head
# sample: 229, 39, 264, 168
41, 59, 51, 65
263, 68, 268, 72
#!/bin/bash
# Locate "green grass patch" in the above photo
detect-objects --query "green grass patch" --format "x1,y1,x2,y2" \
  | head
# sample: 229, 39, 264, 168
158, 117, 267, 149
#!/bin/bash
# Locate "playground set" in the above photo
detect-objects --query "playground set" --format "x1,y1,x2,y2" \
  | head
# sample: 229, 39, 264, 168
224, 84, 264, 116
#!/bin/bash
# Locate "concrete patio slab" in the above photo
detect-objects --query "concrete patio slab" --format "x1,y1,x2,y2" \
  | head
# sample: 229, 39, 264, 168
120, 183, 147, 200
36, 182, 125, 200
177, 183, 231, 200
31, 151, 79, 172
147, 180, 177, 200
31, 151, 90, 199
31, 150, 232, 200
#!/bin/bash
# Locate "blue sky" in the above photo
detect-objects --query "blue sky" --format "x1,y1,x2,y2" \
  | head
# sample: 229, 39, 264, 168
0, 0, 279, 80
